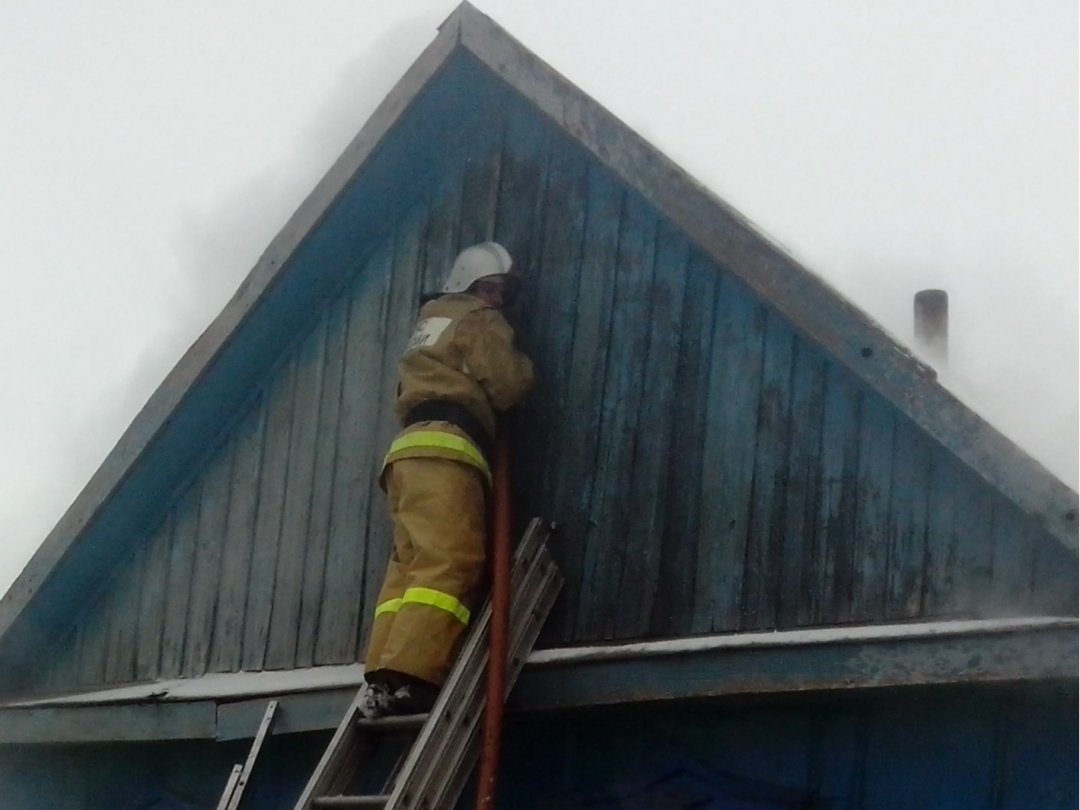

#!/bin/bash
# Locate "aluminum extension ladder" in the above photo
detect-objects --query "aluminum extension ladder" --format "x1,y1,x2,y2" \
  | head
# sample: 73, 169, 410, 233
216, 700, 280, 810
293, 518, 562, 810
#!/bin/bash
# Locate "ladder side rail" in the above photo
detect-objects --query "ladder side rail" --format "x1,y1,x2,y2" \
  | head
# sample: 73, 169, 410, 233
502, 549, 562, 699
225, 699, 280, 810
387, 528, 560, 809
424, 557, 562, 810
216, 700, 279, 810
294, 692, 373, 809
300, 519, 560, 810
382, 521, 548, 805
224, 700, 279, 810
408, 547, 557, 809
215, 765, 244, 810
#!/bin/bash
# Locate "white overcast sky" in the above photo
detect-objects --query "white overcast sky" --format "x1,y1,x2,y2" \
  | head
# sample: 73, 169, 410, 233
1, 0, 1076, 596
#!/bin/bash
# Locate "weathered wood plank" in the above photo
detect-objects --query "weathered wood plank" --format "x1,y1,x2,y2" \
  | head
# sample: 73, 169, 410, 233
492, 101, 554, 554
240, 359, 297, 671
457, 117, 503, 247
741, 311, 796, 631
885, 415, 930, 620
650, 250, 717, 636
160, 488, 200, 676
420, 163, 465, 295
987, 501, 1038, 616
553, 163, 620, 642
493, 96, 550, 296
135, 517, 172, 680
101, 553, 127, 684
818, 362, 861, 624
923, 449, 962, 617
184, 448, 233, 676
209, 404, 266, 672
519, 128, 578, 525
360, 211, 426, 642
43, 623, 79, 693
512, 623, 1080, 712
0, 702, 217, 744
265, 321, 327, 670
76, 589, 108, 686
851, 390, 895, 623
296, 306, 346, 668
618, 223, 688, 637
316, 242, 393, 665
529, 139, 587, 473
216, 687, 356, 741
8, 630, 1073, 744
104, 543, 143, 683
580, 191, 656, 640
780, 340, 826, 628
948, 470, 995, 617
694, 274, 766, 633
1028, 525, 1079, 615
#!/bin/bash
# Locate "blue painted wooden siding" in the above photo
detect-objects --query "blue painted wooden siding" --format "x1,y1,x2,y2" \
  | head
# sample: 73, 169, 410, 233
37, 81, 1075, 692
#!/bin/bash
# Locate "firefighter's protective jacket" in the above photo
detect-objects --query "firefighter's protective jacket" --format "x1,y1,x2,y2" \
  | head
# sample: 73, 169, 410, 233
382, 293, 534, 481
365, 292, 533, 686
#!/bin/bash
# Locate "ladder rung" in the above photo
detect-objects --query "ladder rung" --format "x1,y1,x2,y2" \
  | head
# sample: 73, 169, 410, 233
354, 713, 429, 733
312, 796, 388, 808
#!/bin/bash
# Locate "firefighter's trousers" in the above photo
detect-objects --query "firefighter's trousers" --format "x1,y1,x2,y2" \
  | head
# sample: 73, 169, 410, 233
364, 456, 487, 686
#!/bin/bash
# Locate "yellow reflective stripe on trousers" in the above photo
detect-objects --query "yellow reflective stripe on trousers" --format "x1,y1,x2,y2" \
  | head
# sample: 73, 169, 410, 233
384, 430, 491, 481
374, 597, 403, 618
372, 589, 471, 625
401, 587, 471, 625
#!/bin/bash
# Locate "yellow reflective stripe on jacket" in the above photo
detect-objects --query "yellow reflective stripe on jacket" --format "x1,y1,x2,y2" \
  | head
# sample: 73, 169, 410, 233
383, 430, 491, 483
402, 587, 471, 625
373, 588, 471, 625
374, 597, 403, 618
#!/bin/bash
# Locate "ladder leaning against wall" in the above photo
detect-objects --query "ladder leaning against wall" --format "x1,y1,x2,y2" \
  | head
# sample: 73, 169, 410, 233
290, 518, 562, 810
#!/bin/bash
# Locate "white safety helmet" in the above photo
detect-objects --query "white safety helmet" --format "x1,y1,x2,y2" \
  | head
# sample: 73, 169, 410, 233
440, 242, 514, 294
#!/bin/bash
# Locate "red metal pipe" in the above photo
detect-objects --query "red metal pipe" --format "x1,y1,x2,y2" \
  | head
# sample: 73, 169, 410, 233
475, 429, 511, 810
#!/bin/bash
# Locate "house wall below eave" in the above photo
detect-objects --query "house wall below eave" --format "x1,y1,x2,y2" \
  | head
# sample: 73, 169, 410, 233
500, 680, 1078, 809
0, 730, 330, 810
1, 681, 1074, 809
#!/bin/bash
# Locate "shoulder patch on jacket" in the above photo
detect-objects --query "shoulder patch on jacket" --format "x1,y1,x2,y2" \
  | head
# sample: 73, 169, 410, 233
405, 316, 453, 352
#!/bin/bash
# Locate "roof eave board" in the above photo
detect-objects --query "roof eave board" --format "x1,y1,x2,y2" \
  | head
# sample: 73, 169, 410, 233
0, 618, 1073, 744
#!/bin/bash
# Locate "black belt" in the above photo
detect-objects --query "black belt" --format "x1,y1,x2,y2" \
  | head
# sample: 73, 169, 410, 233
403, 400, 493, 460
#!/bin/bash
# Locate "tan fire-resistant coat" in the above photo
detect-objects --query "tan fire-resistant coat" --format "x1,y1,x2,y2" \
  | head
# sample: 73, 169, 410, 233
365, 292, 534, 686
381, 294, 534, 478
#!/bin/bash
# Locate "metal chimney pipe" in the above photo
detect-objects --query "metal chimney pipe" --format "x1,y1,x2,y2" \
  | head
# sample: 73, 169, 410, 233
914, 289, 949, 365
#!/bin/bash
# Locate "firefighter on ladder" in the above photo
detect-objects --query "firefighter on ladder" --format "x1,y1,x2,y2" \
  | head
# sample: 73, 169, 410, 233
361, 242, 535, 719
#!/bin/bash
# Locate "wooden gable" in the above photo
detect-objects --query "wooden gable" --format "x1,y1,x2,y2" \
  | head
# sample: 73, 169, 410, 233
4, 4, 1075, 698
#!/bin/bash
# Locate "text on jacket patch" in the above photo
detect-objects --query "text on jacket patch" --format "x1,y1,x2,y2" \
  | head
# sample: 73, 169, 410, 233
405, 317, 453, 353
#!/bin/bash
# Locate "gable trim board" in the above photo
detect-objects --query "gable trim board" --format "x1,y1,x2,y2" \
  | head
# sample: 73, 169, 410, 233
0, 617, 1073, 745
0, 2, 1075, 686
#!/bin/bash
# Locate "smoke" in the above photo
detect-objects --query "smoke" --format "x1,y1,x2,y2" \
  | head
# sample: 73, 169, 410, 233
0, 0, 1075, 601
0, 12, 443, 596
168, 18, 436, 332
